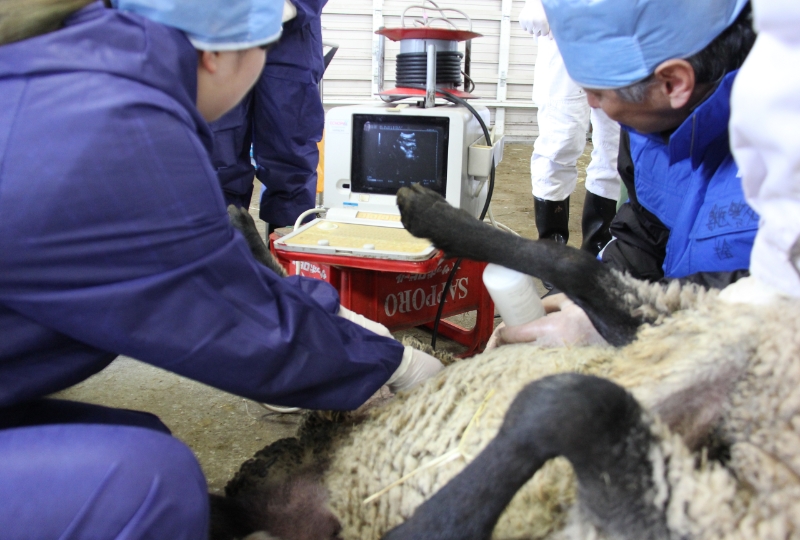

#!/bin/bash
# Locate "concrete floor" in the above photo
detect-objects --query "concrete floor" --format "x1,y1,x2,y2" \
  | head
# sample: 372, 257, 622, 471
53, 142, 592, 493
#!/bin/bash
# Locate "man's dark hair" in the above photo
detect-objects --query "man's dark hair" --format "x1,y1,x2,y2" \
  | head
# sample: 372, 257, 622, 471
686, 3, 755, 85
616, 3, 755, 102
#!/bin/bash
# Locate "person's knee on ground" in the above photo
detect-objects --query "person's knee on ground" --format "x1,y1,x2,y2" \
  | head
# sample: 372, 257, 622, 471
0, 424, 208, 540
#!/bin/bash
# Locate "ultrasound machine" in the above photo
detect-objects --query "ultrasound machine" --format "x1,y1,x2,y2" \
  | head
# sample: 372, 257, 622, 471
274, 3, 503, 262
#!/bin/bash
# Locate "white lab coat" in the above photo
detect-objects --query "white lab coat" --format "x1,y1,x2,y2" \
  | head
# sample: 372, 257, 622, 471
729, 0, 800, 297
530, 36, 621, 202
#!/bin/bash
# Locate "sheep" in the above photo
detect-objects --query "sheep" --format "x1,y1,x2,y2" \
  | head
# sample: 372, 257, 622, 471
217, 293, 797, 540
214, 188, 800, 540
323, 298, 791, 540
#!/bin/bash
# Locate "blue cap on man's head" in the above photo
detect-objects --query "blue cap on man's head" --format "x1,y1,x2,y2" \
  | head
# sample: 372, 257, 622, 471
541, 0, 750, 89
113, 0, 284, 50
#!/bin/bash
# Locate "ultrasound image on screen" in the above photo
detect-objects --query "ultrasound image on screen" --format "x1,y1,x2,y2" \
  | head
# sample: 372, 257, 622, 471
351, 115, 449, 196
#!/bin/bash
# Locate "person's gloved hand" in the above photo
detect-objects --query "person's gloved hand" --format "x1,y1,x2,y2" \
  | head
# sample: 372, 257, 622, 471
338, 306, 394, 339
519, 0, 552, 38
386, 346, 444, 393
487, 293, 607, 349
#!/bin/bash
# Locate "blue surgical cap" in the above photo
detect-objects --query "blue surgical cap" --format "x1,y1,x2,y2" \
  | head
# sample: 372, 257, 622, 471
541, 0, 750, 89
113, 0, 284, 51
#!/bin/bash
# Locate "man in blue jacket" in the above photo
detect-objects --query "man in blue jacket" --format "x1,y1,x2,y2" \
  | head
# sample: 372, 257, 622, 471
0, 1, 441, 537
492, 0, 759, 348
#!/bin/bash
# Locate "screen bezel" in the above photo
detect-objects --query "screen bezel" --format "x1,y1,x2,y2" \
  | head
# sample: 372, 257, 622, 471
350, 114, 450, 197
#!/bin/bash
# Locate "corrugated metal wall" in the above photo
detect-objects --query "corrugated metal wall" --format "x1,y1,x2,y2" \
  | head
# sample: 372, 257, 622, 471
320, 0, 540, 141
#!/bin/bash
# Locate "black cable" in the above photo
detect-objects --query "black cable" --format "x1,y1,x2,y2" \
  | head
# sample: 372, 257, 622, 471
428, 88, 495, 220
399, 86, 495, 350
461, 71, 475, 93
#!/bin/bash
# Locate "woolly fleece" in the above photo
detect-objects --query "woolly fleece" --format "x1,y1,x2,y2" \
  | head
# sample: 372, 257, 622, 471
323, 283, 800, 539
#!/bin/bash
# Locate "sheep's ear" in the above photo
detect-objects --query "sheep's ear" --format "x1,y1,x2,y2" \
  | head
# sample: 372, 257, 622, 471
630, 346, 747, 450
227, 205, 288, 277
396, 185, 646, 346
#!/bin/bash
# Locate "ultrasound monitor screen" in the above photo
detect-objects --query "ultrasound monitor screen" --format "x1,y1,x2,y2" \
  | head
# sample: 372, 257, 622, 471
351, 115, 449, 197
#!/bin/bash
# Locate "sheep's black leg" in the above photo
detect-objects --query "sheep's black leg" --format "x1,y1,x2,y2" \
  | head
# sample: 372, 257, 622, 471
397, 185, 644, 346
383, 374, 670, 540
227, 205, 289, 277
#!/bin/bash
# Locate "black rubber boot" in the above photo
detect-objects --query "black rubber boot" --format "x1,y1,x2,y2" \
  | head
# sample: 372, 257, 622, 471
580, 192, 618, 256
533, 196, 570, 245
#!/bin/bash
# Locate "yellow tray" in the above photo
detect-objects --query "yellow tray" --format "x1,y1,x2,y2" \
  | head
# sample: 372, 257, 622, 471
276, 219, 434, 260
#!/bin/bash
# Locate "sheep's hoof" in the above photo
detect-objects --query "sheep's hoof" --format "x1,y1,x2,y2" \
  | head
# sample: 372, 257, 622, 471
397, 184, 463, 241
398, 184, 490, 260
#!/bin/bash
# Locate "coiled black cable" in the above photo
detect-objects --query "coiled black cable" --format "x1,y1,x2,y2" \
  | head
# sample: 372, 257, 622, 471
395, 51, 464, 87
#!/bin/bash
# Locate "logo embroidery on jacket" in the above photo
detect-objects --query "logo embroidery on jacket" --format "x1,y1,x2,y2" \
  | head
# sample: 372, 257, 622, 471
706, 202, 758, 232
714, 238, 735, 260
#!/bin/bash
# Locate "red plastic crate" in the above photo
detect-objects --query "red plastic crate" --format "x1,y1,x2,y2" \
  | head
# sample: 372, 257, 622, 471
271, 237, 493, 356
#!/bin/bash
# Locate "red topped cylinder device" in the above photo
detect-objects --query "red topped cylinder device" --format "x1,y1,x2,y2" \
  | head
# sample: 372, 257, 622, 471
375, 7, 481, 101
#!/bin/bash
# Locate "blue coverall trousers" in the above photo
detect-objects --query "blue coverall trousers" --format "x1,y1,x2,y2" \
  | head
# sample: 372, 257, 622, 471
0, 400, 208, 539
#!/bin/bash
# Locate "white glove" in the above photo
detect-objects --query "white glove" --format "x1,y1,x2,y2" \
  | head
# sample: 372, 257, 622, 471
338, 305, 394, 339
718, 276, 786, 306
487, 293, 607, 348
519, 0, 551, 38
386, 346, 444, 393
